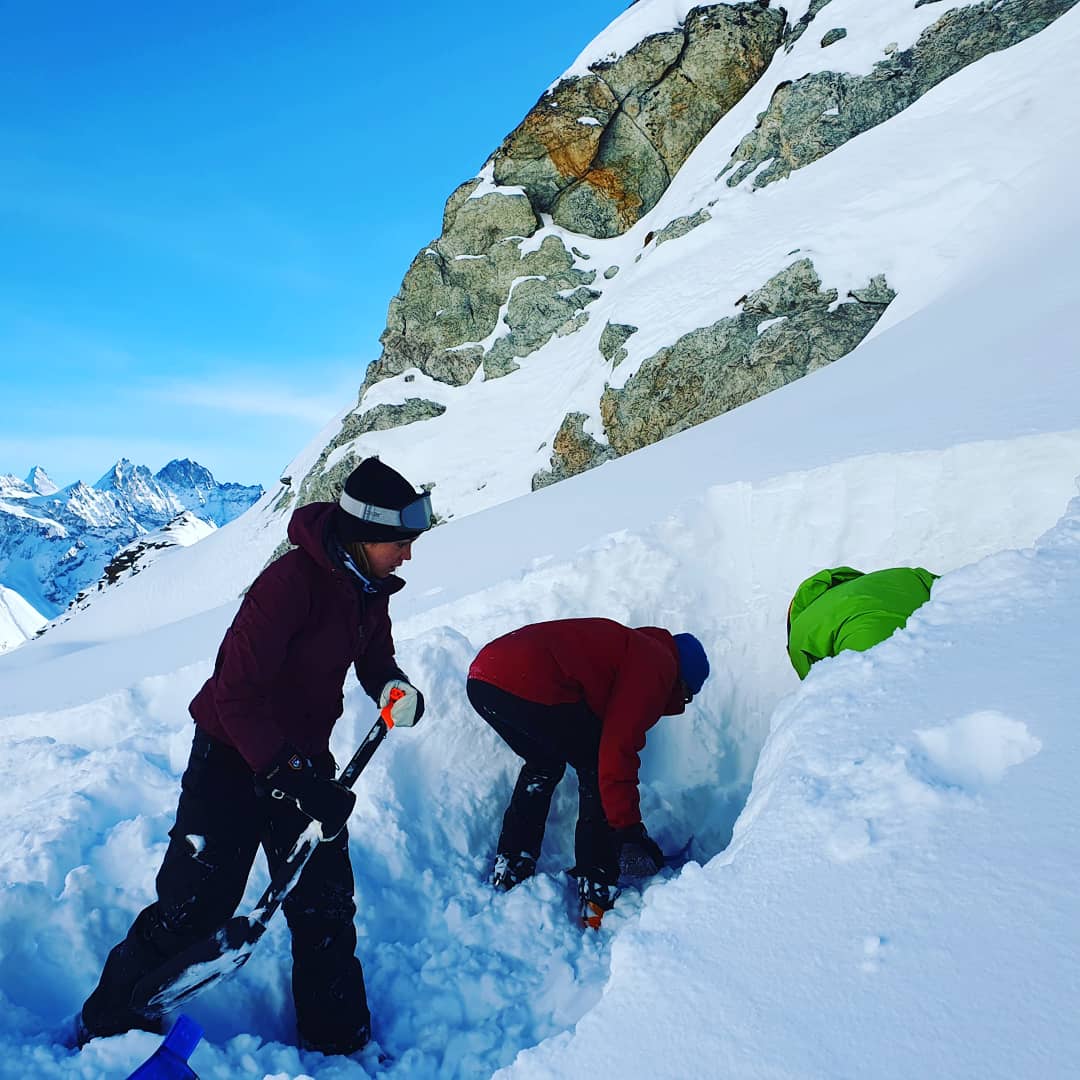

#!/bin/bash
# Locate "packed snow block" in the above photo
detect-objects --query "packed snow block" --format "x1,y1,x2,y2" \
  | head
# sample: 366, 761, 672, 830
722, 0, 1079, 190
493, 2, 785, 237
599, 260, 895, 457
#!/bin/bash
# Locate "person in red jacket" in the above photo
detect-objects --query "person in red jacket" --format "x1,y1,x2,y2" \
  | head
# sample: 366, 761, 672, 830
77, 457, 432, 1056
467, 618, 709, 921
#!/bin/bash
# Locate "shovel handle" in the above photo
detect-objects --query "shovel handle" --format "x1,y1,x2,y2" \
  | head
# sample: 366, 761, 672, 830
133, 697, 401, 1019
336, 686, 403, 788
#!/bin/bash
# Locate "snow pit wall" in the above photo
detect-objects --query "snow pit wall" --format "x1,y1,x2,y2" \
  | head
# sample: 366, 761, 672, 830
378, 429, 1080, 867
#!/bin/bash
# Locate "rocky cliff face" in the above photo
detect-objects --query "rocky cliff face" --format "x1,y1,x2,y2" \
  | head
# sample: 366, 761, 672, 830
492, 2, 785, 238
286, 0, 1078, 525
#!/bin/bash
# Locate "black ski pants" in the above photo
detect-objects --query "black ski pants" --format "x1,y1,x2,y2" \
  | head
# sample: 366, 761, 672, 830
81, 729, 369, 1052
466, 678, 619, 883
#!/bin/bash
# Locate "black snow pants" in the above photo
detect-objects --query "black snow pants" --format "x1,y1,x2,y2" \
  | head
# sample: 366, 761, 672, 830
80, 729, 370, 1053
466, 678, 619, 883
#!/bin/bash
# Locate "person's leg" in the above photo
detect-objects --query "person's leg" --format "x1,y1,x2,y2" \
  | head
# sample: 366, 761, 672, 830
80, 730, 261, 1040
572, 766, 619, 885
268, 754, 369, 1056
554, 707, 620, 921
467, 679, 568, 887
572, 766, 621, 927
492, 760, 566, 887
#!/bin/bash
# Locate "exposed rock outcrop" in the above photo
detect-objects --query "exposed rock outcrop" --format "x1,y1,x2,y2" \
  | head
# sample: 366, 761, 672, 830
598, 260, 895, 458
723, 0, 1077, 190
494, 2, 785, 238
366, 191, 598, 392
653, 208, 712, 248
353, 399, 447, 435
599, 322, 638, 367
532, 412, 616, 490
289, 0, 1078, 518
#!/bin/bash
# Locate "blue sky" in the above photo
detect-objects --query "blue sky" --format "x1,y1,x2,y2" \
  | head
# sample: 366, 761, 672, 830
1, 1, 629, 489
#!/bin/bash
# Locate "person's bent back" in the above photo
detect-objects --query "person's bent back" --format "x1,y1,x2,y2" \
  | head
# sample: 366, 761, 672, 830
787, 566, 938, 679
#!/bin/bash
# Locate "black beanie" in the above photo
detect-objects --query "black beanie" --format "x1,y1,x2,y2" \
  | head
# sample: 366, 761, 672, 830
334, 458, 425, 544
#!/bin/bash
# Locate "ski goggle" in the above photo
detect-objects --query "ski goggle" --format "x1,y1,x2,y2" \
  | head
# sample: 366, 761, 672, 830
338, 490, 433, 532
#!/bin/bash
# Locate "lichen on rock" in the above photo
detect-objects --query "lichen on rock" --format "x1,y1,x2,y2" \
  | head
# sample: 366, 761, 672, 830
653, 208, 712, 248
493, 2, 785, 238
723, 0, 1078, 190
599, 259, 895, 457
599, 322, 639, 367
532, 412, 617, 490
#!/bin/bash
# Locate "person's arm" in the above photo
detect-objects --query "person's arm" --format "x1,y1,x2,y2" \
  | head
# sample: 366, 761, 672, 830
355, 595, 425, 727
787, 641, 817, 679
354, 594, 407, 701
213, 559, 310, 772
597, 637, 676, 830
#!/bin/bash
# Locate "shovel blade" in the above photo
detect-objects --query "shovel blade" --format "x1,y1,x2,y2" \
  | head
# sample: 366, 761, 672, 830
131, 915, 262, 1018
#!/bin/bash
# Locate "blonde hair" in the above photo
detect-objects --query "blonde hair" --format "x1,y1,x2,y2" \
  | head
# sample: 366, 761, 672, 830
344, 540, 372, 576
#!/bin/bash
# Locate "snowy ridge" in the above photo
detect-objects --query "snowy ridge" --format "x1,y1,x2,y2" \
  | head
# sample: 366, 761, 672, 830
0, 457, 262, 651
57, 512, 217, 627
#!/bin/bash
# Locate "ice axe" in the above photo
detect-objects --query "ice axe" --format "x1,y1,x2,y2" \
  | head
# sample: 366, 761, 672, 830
129, 688, 405, 1019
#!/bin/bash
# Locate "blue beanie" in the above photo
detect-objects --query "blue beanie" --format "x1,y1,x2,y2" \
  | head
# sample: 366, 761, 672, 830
674, 633, 710, 695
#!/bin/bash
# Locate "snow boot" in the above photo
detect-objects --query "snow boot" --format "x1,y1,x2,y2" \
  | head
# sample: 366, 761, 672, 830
491, 761, 564, 889
491, 852, 537, 891
298, 1021, 371, 1058
576, 875, 620, 930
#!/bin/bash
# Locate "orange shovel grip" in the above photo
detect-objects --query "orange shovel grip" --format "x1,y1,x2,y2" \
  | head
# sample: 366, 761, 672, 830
379, 685, 406, 729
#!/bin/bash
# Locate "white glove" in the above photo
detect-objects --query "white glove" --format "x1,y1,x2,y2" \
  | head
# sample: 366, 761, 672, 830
379, 679, 424, 728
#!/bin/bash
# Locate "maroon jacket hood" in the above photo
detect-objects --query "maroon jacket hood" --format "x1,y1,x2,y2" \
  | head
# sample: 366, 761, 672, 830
287, 502, 338, 571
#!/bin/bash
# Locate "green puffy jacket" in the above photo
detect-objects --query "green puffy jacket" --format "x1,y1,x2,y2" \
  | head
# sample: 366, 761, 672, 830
787, 566, 938, 679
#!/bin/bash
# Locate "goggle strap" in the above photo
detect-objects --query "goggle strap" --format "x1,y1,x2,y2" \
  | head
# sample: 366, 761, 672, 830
339, 490, 432, 530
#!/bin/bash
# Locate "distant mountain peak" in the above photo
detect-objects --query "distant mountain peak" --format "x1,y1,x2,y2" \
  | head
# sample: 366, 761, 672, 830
95, 458, 152, 491
0, 456, 262, 641
25, 466, 58, 496
155, 458, 214, 488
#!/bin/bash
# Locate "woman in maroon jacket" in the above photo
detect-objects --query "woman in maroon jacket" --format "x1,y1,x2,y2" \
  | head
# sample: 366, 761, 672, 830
78, 458, 432, 1056
467, 618, 709, 922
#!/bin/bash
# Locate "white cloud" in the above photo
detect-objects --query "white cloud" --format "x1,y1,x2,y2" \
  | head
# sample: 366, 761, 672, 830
148, 367, 362, 425
156, 380, 340, 424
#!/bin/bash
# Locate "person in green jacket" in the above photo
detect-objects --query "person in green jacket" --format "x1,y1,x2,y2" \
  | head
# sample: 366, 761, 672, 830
786, 566, 939, 679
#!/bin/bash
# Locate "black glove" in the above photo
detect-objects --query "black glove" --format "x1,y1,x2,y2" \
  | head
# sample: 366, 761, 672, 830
259, 746, 356, 842
613, 822, 665, 877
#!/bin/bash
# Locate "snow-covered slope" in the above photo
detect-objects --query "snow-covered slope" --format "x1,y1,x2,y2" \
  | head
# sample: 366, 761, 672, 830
1, 2, 1078, 1078
56, 512, 216, 627
0, 584, 46, 652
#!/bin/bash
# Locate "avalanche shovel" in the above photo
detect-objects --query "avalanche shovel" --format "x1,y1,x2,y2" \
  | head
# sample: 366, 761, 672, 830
129, 689, 405, 1019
